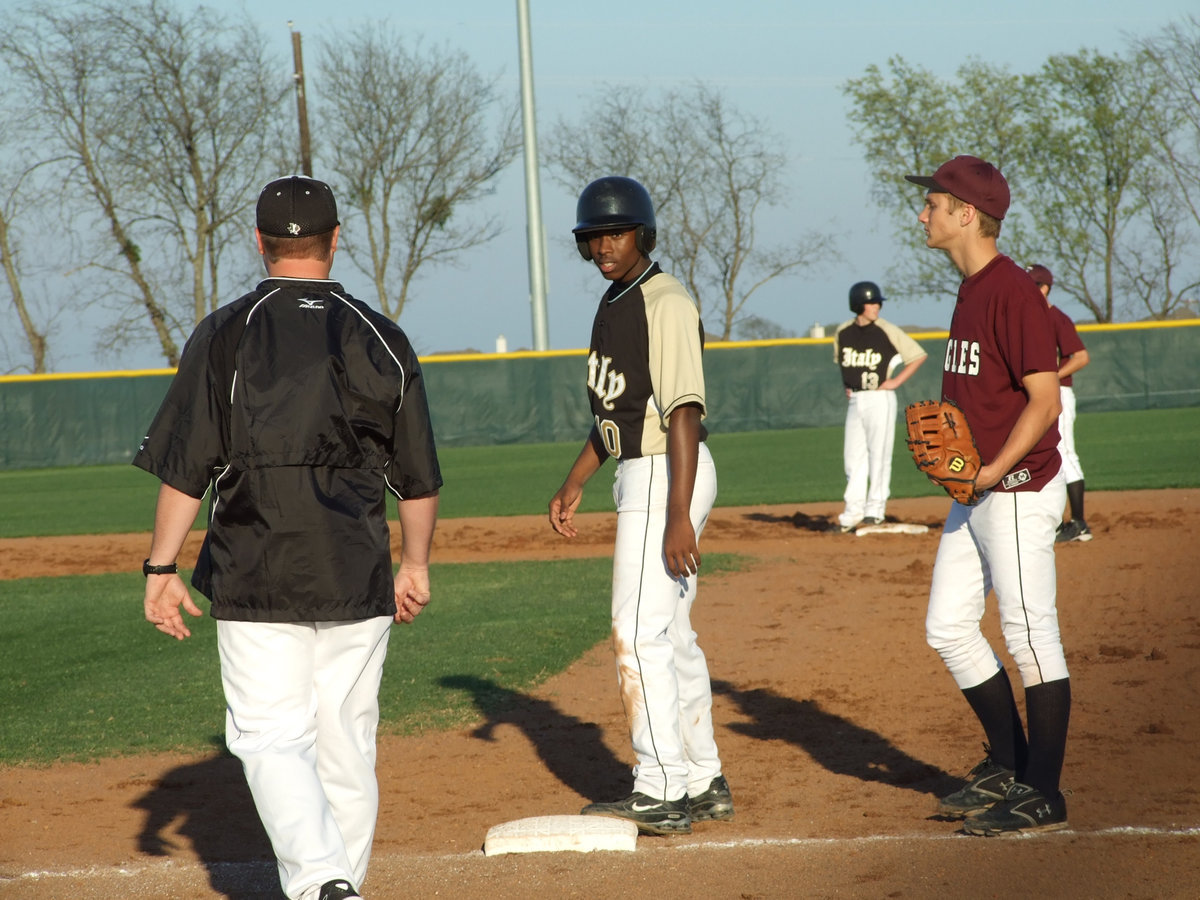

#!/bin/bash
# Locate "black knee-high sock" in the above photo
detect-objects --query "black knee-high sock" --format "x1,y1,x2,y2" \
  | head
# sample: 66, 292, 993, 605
1067, 480, 1086, 522
961, 668, 1028, 773
1023, 678, 1072, 796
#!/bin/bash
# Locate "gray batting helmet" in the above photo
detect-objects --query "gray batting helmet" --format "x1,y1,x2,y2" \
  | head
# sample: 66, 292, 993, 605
572, 176, 657, 261
849, 281, 886, 315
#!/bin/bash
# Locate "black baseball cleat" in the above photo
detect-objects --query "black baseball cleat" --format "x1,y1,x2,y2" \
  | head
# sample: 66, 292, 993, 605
861, 516, 885, 526
961, 781, 1068, 836
936, 746, 1014, 818
318, 879, 362, 900
1055, 519, 1093, 543
689, 774, 735, 822
581, 792, 692, 835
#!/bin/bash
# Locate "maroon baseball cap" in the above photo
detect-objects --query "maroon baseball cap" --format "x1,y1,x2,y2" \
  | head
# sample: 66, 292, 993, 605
905, 155, 1010, 220
1026, 264, 1054, 287
256, 176, 339, 237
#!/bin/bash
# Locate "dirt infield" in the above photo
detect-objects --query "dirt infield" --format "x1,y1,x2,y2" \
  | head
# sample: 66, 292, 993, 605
2, 491, 1199, 899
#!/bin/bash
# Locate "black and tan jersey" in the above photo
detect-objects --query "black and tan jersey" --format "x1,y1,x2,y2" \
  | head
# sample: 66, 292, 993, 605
133, 276, 442, 623
833, 316, 927, 392
585, 263, 707, 459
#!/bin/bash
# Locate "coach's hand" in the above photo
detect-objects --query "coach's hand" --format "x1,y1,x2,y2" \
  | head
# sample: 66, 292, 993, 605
394, 563, 431, 624
145, 574, 203, 640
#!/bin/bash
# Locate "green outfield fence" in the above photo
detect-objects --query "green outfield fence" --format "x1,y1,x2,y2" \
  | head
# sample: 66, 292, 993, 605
1, 320, 1197, 470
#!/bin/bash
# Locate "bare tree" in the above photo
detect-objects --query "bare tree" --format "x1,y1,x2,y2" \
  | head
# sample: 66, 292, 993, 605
0, 78, 56, 374
102, 1, 291, 324
1137, 16, 1200, 314
0, 0, 289, 367
316, 26, 521, 321
545, 85, 835, 340
1139, 16, 1200, 234
0, 210, 46, 375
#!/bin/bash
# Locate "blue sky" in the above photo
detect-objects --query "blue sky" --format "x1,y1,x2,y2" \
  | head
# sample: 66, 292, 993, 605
30, 1, 1200, 365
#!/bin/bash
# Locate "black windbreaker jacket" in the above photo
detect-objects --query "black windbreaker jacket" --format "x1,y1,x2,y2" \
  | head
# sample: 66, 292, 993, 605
133, 277, 442, 622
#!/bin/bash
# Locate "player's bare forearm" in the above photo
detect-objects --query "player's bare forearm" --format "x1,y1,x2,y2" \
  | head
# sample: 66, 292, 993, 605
663, 404, 702, 577
144, 482, 204, 639
1058, 348, 1090, 380
881, 354, 927, 390
977, 371, 1062, 490
549, 429, 606, 538
394, 492, 438, 623
397, 491, 439, 567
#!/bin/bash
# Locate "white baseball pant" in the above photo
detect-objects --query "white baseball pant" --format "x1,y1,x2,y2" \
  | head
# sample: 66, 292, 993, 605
839, 389, 897, 528
925, 474, 1069, 690
610, 442, 721, 802
1058, 385, 1084, 483
217, 616, 392, 900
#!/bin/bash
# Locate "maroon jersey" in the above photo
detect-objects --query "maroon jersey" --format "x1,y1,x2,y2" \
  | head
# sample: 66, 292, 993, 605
942, 255, 1061, 492
1048, 305, 1086, 388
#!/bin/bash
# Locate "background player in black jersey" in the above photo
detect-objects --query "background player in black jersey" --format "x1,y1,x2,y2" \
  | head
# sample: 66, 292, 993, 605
548, 176, 732, 836
832, 281, 927, 532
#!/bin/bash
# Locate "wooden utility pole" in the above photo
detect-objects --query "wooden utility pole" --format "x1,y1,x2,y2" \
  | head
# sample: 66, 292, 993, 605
289, 23, 313, 176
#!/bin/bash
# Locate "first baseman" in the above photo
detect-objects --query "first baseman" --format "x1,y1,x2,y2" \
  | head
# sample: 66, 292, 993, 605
548, 176, 732, 836
833, 281, 927, 531
135, 176, 442, 900
1027, 264, 1092, 543
906, 156, 1072, 835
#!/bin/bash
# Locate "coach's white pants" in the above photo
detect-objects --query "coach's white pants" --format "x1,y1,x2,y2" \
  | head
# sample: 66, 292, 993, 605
840, 389, 897, 527
1057, 386, 1084, 483
611, 443, 721, 802
217, 616, 392, 900
926, 476, 1069, 690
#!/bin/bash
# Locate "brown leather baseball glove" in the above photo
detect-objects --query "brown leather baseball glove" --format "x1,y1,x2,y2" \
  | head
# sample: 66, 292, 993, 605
904, 400, 983, 506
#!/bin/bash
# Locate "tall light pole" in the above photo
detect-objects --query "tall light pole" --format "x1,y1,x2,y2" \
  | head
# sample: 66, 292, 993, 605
516, 0, 549, 351
289, 22, 313, 176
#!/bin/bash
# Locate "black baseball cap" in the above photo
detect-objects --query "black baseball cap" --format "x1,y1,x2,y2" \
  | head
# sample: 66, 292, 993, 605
256, 176, 339, 237
905, 155, 1010, 221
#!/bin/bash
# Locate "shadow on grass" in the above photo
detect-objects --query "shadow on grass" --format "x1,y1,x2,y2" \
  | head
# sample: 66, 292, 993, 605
440, 674, 629, 802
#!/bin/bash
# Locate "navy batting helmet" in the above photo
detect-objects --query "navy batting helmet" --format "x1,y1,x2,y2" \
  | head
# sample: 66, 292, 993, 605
572, 176, 657, 261
849, 281, 886, 315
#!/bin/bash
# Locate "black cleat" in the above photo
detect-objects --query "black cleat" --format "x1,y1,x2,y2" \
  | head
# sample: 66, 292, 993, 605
961, 781, 1068, 836
581, 792, 692, 835
689, 775, 734, 822
319, 879, 362, 900
936, 747, 1014, 818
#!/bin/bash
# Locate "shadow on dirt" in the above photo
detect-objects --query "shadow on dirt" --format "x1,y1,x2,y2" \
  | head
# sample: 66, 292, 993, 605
441, 674, 629, 803
711, 679, 958, 797
132, 736, 281, 898
744, 510, 839, 532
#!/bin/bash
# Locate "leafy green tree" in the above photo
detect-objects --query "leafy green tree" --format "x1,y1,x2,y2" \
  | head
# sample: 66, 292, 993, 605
844, 47, 1199, 323
843, 57, 1028, 302
1018, 50, 1167, 322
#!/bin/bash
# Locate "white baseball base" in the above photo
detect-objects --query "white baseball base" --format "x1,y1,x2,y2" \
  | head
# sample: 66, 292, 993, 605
483, 815, 638, 856
855, 522, 930, 536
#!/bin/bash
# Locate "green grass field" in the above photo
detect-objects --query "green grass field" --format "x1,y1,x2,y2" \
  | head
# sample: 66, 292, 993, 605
0, 408, 1196, 765
2, 408, 1197, 538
